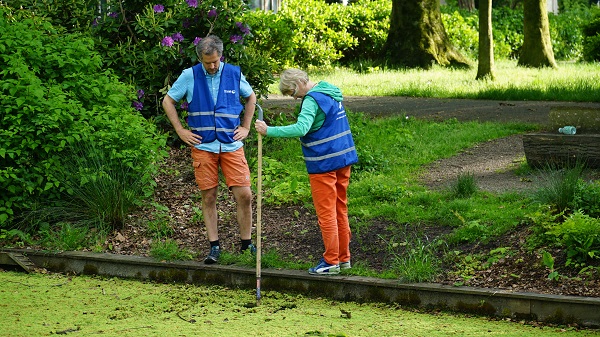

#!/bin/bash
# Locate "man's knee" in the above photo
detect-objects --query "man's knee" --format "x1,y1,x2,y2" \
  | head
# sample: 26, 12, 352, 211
232, 187, 252, 206
201, 189, 218, 206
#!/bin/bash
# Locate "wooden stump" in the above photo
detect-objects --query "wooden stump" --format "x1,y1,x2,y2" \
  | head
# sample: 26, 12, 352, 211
523, 133, 600, 169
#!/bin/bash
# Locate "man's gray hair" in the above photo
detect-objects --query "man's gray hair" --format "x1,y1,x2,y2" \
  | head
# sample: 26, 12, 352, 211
196, 35, 224, 58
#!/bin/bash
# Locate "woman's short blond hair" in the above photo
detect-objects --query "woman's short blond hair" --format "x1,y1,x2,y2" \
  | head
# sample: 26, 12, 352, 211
279, 68, 309, 96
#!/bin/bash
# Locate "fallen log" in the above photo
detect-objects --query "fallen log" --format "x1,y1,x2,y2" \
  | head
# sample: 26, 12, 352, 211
523, 133, 600, 169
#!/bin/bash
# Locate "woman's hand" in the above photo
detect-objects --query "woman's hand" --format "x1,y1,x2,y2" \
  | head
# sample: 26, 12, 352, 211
254, 120, 268, 136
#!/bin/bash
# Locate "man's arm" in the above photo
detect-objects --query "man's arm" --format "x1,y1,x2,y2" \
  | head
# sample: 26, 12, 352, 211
234, 92, 257, 141
162, 94, 202, 146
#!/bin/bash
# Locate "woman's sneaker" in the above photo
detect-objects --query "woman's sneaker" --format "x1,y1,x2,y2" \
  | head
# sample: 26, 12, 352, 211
308, 258, 340, 275
339, 261, 351, 269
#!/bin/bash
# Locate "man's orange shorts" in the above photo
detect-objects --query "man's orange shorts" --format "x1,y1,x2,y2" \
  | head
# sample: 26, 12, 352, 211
191, 147, 251, 191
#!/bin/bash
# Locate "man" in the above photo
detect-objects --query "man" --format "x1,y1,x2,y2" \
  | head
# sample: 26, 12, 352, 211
162, 35, 257, 264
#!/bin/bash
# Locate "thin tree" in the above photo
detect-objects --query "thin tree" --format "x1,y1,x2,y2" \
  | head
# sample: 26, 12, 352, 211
383, 0, 471, 69
518, 0, 557, 68
476, 0, 495, 80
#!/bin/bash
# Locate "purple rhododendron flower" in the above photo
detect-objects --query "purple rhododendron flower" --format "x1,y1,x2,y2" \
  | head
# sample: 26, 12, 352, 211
208, 9, 217, 18
180, 102, 189, 111
108, 12, 118, 18
153, 4, 164, 13
193, 37, 202, 46
92, 18, 98, 27
229, 35, 242, 44
235, 22, 250, 35
161, 36, 174, 47
186, 0, 198, 8
137, 89, 145, 99
172, 32, 184, 42
132, 101, 143, 111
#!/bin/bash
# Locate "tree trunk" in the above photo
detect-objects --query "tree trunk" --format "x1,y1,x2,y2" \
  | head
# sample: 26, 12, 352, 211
384, 0, 471, 69
518, 0, 557, 68
458, 0, 476, 11
476, 0, 495, 80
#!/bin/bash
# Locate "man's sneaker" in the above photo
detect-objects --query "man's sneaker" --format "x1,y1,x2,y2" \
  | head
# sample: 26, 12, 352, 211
242, 244, 257, 254
204, 246, 220, 264
339, 261, 351, 269
308, 258, 340, 275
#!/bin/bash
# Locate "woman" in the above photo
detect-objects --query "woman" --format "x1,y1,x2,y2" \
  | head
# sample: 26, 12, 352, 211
255, 69, 358, 275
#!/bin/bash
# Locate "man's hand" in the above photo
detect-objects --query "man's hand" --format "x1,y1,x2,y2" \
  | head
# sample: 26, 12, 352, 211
177, 129, 203, 146
234, 126, 250, 141
163, 94, 202, 146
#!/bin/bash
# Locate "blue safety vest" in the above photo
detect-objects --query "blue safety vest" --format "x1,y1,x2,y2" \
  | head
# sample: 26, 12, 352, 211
300, 92, 358, 174
186, 63, 243, 144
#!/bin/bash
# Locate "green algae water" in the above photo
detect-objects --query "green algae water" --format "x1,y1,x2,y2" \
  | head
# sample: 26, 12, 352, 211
0, 271, 597, 337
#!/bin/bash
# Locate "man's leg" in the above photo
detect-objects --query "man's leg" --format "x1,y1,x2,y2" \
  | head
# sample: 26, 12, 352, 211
221, 148, 253, 251
231, 186, 253, 241
201, 187, 219, 242
191, 147, 221, 263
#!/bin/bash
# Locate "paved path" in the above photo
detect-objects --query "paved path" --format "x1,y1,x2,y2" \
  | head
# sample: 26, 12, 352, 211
260, 95, 600, 125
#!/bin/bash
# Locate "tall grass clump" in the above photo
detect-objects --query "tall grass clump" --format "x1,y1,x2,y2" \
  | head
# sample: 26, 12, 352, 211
389, 237, 441, 282
23, 142, 151, 231
150, 239, 193, 262
450, 172, 478, 198
533, 162, 585, 213
37, 222, 93, 251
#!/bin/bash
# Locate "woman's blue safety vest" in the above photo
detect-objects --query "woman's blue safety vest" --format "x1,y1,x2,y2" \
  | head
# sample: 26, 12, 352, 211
300, 92, 358, 174
186, 63, 243, 144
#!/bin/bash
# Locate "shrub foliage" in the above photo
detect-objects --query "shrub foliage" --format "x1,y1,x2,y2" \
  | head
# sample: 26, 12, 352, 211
0, 7, 167, 226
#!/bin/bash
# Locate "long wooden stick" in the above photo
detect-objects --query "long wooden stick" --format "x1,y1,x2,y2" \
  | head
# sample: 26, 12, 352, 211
256, 104, 263, 306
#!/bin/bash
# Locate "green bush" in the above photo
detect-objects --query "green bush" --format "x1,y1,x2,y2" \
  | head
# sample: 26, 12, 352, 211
243, 9, 297, 72
581, 8, 600, 61
5, 0, 96, 33
440, 4, 525, 60
341, 0, 391, 63
260, 157, 311, 205
547, 211, 600, 267
573, 180, 600, 218
440, 4, 596, 62
548, 7, 593, 60
245, 0, 389, 69
0, 7, 167, 226
23, 142, 154, 230
278, 0, 357, 69
442, 9, 479, 60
